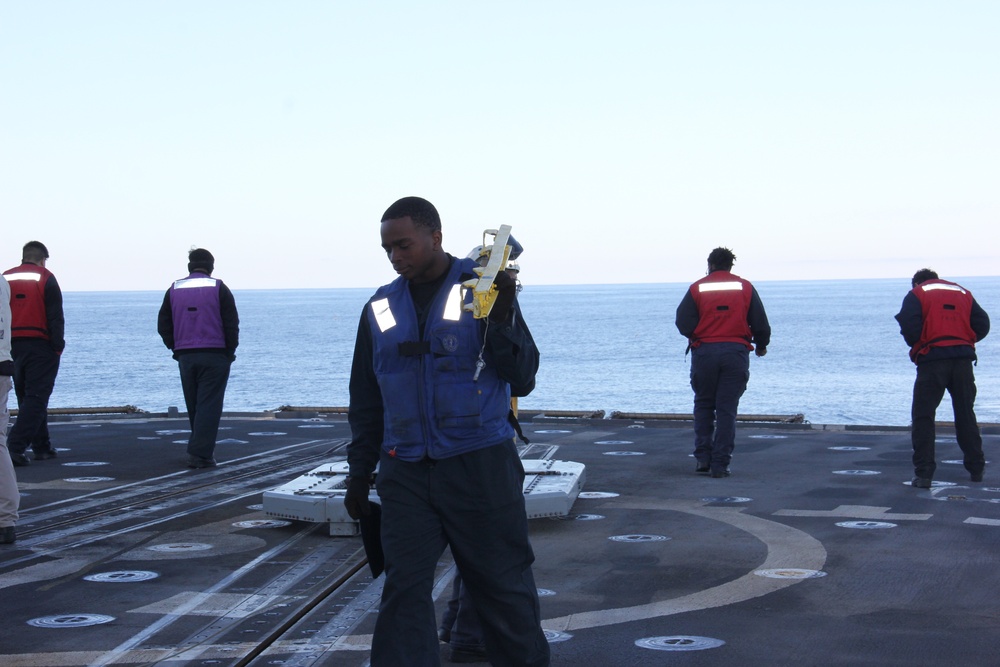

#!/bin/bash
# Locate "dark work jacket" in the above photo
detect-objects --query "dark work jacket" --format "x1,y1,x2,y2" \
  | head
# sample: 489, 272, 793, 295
347, 255, 539, 478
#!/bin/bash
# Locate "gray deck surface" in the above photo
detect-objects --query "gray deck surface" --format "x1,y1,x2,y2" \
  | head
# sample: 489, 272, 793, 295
1, 412, 997, 666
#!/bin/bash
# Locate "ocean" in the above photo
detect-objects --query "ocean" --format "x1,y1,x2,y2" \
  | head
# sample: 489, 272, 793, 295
51, 277, 1000, 427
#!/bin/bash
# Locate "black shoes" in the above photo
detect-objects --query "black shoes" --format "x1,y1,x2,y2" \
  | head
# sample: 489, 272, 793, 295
0, 525, 15, 544
695, 461, 710, 474
187, 457, 217, 469
33, 449, 57, 461
449, 645, 488, 663
911, 477, 932, 489
10, 452, 30, 467
971, 471, 984, 483
710, 468, 731, 478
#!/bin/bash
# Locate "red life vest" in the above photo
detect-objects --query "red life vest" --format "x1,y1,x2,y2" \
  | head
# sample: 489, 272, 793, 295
909, 278, 977, 362
689, 271, 753, 349
3, 263, 52, 340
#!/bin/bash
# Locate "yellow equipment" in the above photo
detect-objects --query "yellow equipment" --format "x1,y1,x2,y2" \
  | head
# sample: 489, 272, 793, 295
463, 225, 514, 319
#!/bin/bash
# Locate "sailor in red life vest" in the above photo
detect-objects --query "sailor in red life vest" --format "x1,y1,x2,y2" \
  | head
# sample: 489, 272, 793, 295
894, 268, 990, 488
157, 248, 240, 469
3, 241, 65, 467
675, 247, 771, 478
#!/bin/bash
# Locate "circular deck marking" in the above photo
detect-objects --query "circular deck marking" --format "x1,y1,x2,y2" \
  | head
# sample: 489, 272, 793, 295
701, 496, 752, 503
28, 614, 115, 628
904, 480, 957, 488
748, 434, 788, 439
77, 424, 102, 428
172, 440, 188, 444
147, 542, 213, 553
247, 504, 264, 510
544, 630, 573, 643
833, 470, 880, 475
552, 514, 605, 521
837, 521, 897, 529
64, 477, 115, 483
248, 432, 287, 436
233, 519, 291, 529
537, 589, 556, 597
578, 491, 619, 499
84, 571, 159, 583
636, 636, 725, 651
534, 429, 570, 434
137, 436, 160, 440
828, 446, 870, 451
755, 568, 826, 579
298, 424, 335, 428
983, 488, 1000, 493
216, 438, 249, 445
609, 534, 670, 543
62, 461, 110, 467
603, 451, 645, 456
595, 440, 633, 445
156, 429, 191, 435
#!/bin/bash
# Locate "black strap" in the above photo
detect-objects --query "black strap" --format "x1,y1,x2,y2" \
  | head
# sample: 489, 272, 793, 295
397, 341, 431, 356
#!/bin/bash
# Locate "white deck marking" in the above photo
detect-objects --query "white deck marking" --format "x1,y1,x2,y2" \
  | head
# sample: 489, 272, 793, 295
964, 517, 1000, 526
773, 505, 932, 521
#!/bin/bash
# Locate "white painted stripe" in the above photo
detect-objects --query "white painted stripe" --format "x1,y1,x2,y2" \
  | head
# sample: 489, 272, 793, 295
964, 517, 1000, 526
774, 505, 932, 521
371, 298, 395, 332
698, 281, 742, 293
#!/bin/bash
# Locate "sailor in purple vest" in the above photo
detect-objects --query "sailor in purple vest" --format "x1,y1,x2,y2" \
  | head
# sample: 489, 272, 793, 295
157, 248, 240, 468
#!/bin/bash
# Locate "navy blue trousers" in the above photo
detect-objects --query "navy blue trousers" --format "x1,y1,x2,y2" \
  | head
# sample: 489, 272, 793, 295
911, 358, 983, 480
177, 352, 231, 462
373, 440, 549, 667
8, 340, 60, 456
690, 343, 750, 471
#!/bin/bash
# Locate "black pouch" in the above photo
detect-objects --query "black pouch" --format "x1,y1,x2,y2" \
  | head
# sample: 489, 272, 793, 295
0, 359, 13, 377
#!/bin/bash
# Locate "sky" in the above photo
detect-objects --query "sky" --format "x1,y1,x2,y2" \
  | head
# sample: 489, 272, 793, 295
1, 1, 998, 292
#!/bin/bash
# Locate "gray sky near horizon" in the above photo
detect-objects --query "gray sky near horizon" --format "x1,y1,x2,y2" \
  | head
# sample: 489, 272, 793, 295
2, 1, 997, 292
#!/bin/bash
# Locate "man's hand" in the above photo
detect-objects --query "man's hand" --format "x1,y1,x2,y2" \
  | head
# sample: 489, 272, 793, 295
344, 476, 372, 519
755, 345, 767, 357
489, 271, 517, 323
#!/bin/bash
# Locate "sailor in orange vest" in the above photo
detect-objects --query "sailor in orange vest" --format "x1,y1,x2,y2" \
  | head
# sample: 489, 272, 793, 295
895, 269, 990, 488
3, 241, 65, 467
676, 247, 770, 478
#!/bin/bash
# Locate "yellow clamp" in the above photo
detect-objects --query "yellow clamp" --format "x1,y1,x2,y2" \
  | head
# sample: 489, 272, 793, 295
462, 224, 513, 319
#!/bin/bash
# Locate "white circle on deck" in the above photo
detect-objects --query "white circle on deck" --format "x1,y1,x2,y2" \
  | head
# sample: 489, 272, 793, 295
627, 424, 645, 429
298, 424, 335, 428
247, 504, 264, 510
534, 429, 571, 434
137, 437, 160, 440
233, 520, 291, 529
156, 430, 191, 435
216, 438, 249, 445
748, 434, 788, 439
828, 446, 870, 451
248, 432, 286, 436
701, 496, 752, 503
837, 521, 897, 529
544, 630, 573, 643
636, 636, 725, 651
833, 470, 881, 475
904, 480, 957, 487
595, 440, 633, 445
609, 534, 670, 543
64, 477, 115, 483
551, 514, 604, 522
84, 571, 159, 583
603, 451, 645, 456
28, 614, 115, 628
77, 424, 102, 428
62, 462, 110, 467
755, 568, 827, 580
983, 488, 1000, 493
578, 491, 619, 499
537, 589, 556, 597
147, 543, 213, 553
172, 440, 188, 444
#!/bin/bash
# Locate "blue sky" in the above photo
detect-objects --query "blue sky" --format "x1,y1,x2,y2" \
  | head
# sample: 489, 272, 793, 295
2, 1, 997, 291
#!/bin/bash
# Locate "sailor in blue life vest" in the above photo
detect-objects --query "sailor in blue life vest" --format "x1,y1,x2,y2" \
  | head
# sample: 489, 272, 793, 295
157, 248, 240, 469
344, 197, 548, 667
675, 247, 771, 478
894, 269, 990, 488
3, 241, 65, 467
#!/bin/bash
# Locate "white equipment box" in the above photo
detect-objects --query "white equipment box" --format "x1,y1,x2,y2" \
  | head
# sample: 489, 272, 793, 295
263, 459, 586, 536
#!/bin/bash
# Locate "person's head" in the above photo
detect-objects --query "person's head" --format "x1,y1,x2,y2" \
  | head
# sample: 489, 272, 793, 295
380, 196, 448, 283
707, 246, 735, 272
912, 268, 938, 288
188, 248, 215, 275
22, 241, 49, 266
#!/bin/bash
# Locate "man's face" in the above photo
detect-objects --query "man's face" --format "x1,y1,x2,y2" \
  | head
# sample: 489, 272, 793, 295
380, 216, 443, 283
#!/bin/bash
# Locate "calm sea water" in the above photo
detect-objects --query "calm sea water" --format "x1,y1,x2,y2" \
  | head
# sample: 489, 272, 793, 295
52, 277, 1000, 426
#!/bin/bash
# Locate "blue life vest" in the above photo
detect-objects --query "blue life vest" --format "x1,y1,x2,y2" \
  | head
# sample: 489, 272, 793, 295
366, 257, 514, 461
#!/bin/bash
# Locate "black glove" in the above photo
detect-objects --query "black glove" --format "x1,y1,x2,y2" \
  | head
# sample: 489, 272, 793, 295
344, 475, 372, 519
489, 271, 517, 323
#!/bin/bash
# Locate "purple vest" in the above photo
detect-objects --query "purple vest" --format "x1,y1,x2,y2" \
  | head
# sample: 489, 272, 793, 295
170, 274, 226, 349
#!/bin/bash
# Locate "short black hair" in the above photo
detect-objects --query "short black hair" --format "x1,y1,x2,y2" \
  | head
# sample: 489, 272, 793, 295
381, 196, 441, 232
707, 247, 736, 271
188, 248, 215, 274
912, 268, 938, 287
22, 241, 49, 263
